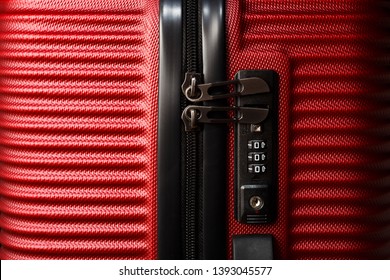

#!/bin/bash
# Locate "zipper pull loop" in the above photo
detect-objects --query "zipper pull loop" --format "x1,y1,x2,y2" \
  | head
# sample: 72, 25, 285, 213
181, 72, 203, 99
189, 107, 199, 130
183, 76, 270, 102
189, 76, 197, 98
181, 105, 269, 131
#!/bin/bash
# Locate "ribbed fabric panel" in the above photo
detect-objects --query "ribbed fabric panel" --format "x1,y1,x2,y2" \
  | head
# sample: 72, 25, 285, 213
0, 0, 159, 259
227, 0, 388, 259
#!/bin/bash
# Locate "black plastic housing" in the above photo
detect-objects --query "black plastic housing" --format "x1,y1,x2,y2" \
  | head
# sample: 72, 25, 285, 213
234, 70, 279, 224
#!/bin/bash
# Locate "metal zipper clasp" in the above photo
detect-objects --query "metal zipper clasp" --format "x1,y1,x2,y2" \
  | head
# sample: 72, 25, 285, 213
181, 72, 270, 102
181, 105, 269, 131
181, 72, 270, 131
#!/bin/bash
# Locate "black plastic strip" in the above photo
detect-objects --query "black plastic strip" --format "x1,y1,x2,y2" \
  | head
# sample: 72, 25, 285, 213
200, 0, 227, 259
157, 0, 183, 259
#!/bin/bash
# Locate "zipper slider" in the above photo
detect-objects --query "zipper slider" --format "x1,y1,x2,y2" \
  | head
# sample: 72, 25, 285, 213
181, 72, 270, 102
181, 105, 269, 131
181, 72, 204, 99
181, 72, 270, 131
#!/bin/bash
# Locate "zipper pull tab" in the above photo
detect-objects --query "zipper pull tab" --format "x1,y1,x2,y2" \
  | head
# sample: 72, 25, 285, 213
181, 72, 203, 99
181, 105, 269, 131
182, 72, 270, 102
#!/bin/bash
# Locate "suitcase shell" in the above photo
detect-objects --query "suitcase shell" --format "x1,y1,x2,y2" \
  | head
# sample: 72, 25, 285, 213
0, 0, 388, 259
226, 0, 389, 259
0, 0, 159, 259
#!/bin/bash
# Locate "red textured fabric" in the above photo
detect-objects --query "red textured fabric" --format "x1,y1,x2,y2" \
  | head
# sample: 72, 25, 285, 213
226, 0, 389, 259
0, 0, 159, 259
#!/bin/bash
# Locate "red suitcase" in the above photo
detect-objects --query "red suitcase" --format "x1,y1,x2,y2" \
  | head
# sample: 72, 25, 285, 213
0, 0, 160, 259
225, 0, 389, 259
0, 0, 389, 259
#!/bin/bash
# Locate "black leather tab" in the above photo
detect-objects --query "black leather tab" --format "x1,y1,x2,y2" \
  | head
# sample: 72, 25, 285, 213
232, 235, 274, 260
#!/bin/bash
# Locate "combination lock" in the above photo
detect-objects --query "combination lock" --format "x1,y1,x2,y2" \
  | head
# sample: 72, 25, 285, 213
234, 70, 278, 224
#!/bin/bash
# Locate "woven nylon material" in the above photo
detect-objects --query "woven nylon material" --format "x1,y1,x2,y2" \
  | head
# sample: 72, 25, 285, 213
0, 0, 159, 259
227, 0, 387, 259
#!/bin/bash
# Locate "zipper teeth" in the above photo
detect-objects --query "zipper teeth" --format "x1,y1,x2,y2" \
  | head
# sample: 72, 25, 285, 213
184, 133, 197, 259
183, 0, 200, 260
185, 0, 198, 72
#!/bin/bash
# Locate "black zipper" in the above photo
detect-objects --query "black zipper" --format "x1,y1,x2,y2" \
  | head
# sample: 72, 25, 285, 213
160, 0, 271, 259
158, 0, 228, 260
182, 0, 202, 260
